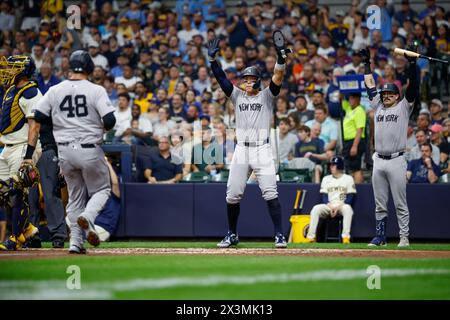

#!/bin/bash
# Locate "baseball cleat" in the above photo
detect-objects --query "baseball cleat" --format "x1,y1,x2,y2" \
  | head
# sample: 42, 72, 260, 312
217, 231, 239, 248
397, 236, 410, 248
23, 223, 39, 240
68, 244, 87, 254
275, 233, 287, 248
77, 216, 100, 247
342, 237, 351, 244
52, 239, 65, 249
0, 234, 25, 251
368, 236, 387, 247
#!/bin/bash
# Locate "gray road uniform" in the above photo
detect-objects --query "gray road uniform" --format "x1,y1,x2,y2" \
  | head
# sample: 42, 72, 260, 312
35, 79, 115, 248
227, 87, 278, 204
371, 94, 413, 237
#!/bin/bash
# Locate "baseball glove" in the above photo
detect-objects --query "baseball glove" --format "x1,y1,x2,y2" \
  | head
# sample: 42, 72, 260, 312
17, 163, 40, 188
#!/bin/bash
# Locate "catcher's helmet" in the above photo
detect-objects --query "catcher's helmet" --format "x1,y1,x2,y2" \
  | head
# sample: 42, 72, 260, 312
0, 55, 36, 88
330, 156, 344, 170
69, 50, 94, 74
379, 83, 400, 96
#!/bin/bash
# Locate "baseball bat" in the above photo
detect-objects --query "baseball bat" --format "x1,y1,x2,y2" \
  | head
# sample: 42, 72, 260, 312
288, 189, 302, 243
394, 48, 449, 64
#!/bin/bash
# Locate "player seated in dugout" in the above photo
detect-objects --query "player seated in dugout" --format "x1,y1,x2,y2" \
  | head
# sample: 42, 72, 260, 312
191, 127, 225, 176
305, 156, 356, 244
407, 143, 442, 184
143, 136, 183, 184
65, 160, 121, 242
288, 125, 328, 183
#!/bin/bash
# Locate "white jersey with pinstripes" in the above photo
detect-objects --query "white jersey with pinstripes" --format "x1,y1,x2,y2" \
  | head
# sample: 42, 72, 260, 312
230, 86, 276, 143
35, 79, 115, 144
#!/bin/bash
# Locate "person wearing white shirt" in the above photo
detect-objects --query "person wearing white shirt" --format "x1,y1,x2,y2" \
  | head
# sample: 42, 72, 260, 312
306, 156, 356, 244
113, 93, 132, 140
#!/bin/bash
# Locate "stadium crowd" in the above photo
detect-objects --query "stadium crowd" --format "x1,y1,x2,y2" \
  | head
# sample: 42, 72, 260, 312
0, 0, 449, 191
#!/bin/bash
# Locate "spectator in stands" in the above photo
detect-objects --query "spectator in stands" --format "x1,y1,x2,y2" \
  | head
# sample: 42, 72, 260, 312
114, 64, 142, 92
305, 104, 338, 152
144, 136, 183, 184
394, 0, 417, 26
88, 40, 109, 71
379, 64, 402, 95
417, 110, 432, 132
429, 99, 445, 125
289, 95, 314, 125
277, 118, 298, 164
153, 107, 176, 142
430, 124, 449, 165
343, 51, 363, 74
36, 62, 60, 94
406, 120, 417, 152
406, 129, 440, 164
113, 93, 132, 141
418, 0, 438, 21
191, 127, 224, 176
169, 93, 188, 123
351, 22, 371, 51
342, 92, 366, 184
407, 143, 441, 183
305, 156, 356, 244
122, 104, 154, 146
292, 125, 327, 183
193, 66, 212, 94
0, 0, 15, 34
226, 1, 257, 49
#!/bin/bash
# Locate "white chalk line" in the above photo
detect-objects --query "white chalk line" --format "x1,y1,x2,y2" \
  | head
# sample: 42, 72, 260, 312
1, 268, 449, 300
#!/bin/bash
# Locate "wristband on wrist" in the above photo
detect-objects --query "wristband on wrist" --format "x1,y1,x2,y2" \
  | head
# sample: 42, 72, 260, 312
275, 62, 286, 71
24, 144, 35, 160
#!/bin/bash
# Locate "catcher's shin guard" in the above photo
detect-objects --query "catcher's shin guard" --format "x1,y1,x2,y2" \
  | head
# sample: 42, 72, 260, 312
9, 188, 31, 237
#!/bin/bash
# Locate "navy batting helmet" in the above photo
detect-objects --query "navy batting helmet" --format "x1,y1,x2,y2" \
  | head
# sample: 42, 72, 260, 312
379, 83, 400, 96
241, 66, 261, 89
330, 156, 344, 170
69, 50, 94, 74
241, 66, 261, 79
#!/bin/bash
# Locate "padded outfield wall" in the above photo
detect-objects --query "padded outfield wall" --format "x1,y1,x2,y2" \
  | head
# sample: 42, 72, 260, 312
114, 183, 450, 240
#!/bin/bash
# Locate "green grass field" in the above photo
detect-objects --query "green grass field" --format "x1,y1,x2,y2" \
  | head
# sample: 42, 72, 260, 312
1, 241, 450, 300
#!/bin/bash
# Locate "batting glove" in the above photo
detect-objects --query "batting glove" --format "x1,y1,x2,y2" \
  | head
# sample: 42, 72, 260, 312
207, 38, 220, 61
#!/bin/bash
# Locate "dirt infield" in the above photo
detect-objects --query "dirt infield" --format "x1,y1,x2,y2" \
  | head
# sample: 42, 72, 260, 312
1, 247, 450, 260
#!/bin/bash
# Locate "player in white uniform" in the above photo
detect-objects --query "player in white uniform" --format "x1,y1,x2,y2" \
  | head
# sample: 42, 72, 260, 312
305, 156, 356, 244
207, 36, 290, 248
0, 56, 42, 251
33, 51, 116, 254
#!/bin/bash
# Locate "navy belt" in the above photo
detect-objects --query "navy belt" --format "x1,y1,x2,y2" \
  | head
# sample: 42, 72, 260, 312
377, 151, 404, 160
58, 142, 96, 148
240, 138, 269, 147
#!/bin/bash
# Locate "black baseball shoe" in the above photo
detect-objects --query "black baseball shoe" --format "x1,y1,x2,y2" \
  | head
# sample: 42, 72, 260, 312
217, 231, 239, 248
275, 233, 287, 248
52, 239, 65, 249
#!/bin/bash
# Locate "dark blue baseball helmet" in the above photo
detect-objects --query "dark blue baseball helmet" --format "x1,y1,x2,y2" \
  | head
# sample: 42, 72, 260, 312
330, 156, 344, 170
379, 83, 400, 96
69, 50, 94, 74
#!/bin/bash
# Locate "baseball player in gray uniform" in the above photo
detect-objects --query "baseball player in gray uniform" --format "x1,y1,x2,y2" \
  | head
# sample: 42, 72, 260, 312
207, 34, 290, 248
361, 47, 417, 247
33, 51, 116, 254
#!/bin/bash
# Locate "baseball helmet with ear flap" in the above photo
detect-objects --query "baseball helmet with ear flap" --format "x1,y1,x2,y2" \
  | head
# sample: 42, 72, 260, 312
69, 50, 95, 74
330, 156, 345, 170
241, 66, 261, 89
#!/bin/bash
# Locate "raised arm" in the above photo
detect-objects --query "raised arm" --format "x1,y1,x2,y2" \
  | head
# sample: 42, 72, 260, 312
207, 38, 233, 97
404, 54, 418, 104
271, 31, 292, 95
360, 48, 377, 100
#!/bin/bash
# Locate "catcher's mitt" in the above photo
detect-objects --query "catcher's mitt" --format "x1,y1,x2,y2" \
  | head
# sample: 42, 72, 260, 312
17, 163, 40, 188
